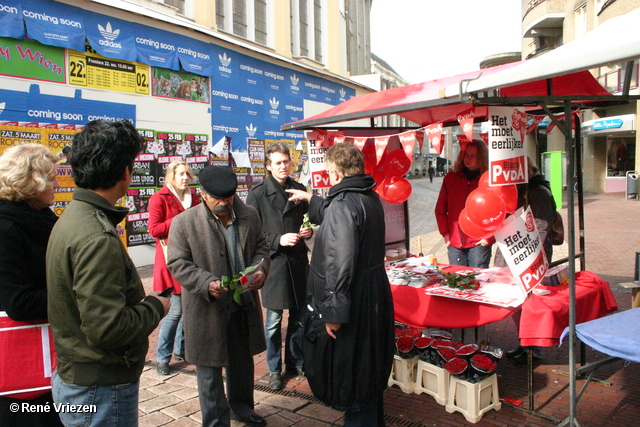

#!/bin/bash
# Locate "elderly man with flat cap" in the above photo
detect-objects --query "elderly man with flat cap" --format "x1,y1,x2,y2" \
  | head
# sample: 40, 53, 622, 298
167, 165, 270, 427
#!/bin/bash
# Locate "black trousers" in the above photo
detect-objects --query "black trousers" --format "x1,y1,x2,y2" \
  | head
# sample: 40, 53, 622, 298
344, 395, 385, 427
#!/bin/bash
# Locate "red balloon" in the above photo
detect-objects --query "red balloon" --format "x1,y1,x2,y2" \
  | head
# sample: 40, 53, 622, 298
477, 171, 518, 213
458, 208, 495, 240
494, 184, 518, 214
362, 139, 377, 169
372, 168, 386, 186
382, 149, 411, 178
465, 188, 506, 230
378, 176, 412, 204
479, 171, 490, 188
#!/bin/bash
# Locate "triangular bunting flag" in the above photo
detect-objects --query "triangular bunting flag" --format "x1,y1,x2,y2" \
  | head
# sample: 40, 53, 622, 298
457, 109, 475, 141
374, 136, 389, 164
424, 123, 443, 155
398, 131, 417, 160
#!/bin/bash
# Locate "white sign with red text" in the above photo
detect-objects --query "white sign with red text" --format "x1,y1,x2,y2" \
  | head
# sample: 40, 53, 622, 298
488, 106, 528, 186
494, 206, 548, 293
306, 135, 331, 189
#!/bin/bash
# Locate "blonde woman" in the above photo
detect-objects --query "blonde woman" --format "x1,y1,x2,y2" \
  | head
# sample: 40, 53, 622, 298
435, 140, 492, 268
148, 160, 200, 375
0, 144, 63, 426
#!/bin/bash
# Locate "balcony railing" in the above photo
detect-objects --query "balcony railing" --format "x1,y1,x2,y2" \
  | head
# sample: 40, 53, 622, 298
523, 0, 546, 20
525, 44, 556, 60
597, 63, 639, 93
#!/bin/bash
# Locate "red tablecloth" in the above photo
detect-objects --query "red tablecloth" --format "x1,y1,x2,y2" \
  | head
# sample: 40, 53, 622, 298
390, 268, 618, 341
390, 264, 518, 329
519, 270, 618, 347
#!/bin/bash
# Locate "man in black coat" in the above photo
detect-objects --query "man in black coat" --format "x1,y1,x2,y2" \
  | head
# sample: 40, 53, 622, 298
287, 143, 395, 427
246, 143, 312, 390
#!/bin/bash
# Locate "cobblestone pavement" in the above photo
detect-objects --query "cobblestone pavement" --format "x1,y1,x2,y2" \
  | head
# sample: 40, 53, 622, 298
138, 176, 640, 426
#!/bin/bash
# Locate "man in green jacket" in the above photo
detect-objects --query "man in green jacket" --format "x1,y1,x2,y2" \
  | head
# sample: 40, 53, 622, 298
47, 120, 170, 427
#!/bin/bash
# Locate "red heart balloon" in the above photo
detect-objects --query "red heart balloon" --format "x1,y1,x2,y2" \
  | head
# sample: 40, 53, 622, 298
458, 208, 495, 240
465, 188, 506, 230
378, 176, 412, 204
382, 149, 411, 178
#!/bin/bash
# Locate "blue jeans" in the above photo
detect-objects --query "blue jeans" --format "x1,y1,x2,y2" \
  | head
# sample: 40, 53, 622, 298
52, 371, 139, 427
265, 307, 304, 374
156, 294, 184, 364
447, 245, 492, 268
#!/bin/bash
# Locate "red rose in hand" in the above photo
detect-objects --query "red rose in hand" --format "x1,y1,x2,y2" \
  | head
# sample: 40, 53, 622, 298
239, 275, 248, 286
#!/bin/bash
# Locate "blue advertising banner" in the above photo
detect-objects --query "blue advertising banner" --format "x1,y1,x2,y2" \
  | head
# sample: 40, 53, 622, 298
208, 44, 353, 150
0, 0, 24, 39
209, 43, 239, 80
134, 23, 179, 71
83, 11, 136, 62
175, 34, 214, 77
21, 0, 85, 51
0, 84, 136, 125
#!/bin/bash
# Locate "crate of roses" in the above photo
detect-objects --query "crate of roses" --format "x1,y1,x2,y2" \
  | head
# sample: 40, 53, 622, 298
442, 343, 503, 383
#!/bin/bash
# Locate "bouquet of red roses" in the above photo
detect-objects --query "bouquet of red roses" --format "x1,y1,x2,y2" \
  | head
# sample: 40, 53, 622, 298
444, 357, 468, 377
467, 353, 498, 383
437, 269, 480, 291
220, 259, 263, 305
396, 336, 416, 359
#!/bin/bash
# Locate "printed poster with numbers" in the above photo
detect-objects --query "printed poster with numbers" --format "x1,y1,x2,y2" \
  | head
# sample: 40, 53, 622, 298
155, 132, 184, 186
184, 133, 209, 185
126, 188, 155, 246
248, 139, 266, 186
0, 125, 45, 155
68, 46, 150, 95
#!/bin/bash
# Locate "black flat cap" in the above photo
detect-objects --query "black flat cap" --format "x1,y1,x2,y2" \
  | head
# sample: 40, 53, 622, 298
199, 165, 237, 198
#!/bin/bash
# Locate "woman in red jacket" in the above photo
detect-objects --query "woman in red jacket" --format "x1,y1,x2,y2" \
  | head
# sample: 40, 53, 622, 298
149, 160, 199, 375
435, 140, 492, 268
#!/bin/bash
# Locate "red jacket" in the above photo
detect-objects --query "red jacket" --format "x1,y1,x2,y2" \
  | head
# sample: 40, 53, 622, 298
435, 170, 485, 249
148, 186, 199, 293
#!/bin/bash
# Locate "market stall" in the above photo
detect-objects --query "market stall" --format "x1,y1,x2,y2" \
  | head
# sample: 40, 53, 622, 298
282, 8, 640, 426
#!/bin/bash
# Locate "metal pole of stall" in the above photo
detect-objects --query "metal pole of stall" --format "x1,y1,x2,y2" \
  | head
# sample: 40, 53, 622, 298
557, 101, 578, 427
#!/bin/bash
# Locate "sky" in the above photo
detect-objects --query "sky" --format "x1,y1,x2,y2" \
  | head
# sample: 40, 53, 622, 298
370, 1, 523, 84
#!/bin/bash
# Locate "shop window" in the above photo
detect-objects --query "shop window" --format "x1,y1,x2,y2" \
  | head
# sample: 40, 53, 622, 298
607, 138, 636, 177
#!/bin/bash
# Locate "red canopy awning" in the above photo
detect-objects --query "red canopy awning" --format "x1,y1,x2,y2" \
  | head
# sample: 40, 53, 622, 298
281, 62, 611, 131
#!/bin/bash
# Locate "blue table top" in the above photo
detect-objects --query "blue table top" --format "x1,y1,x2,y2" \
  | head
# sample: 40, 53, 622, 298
560, 308, 640, 363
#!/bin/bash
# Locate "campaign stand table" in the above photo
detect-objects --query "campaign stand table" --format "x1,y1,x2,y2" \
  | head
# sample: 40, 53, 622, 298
519, 271, 618, 348
390, 264, 519, 330
390, 267, 617, 413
